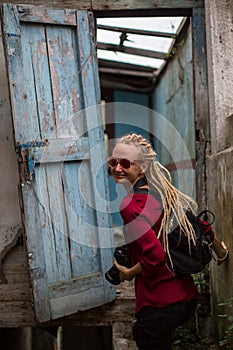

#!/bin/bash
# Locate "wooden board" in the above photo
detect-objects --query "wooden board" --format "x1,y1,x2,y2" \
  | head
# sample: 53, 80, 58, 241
2, 4, 115, 322
0, 1, 204, 10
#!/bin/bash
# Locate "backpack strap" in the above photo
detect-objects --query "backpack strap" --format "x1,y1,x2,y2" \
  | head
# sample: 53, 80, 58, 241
132, 177, 148, 192
132, 177, 162, 202
134, 188, 149, 194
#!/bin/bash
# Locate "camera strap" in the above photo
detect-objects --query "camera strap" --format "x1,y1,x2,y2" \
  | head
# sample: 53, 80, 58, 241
132, 177, 148, 193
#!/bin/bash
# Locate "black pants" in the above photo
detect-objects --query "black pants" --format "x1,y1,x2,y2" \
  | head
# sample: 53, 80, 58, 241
133, 299, 197, 350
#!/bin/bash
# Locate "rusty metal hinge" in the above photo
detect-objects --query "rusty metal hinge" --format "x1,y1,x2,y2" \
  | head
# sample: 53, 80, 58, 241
16, 141, 47, 183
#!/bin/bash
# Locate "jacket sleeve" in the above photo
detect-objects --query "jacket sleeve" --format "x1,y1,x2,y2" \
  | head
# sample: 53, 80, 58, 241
199, 219, 215, 241
120, 194, 167, 277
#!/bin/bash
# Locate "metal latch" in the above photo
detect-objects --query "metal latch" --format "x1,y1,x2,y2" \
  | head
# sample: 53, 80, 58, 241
30, 266, 45, 280
16, 141, 47, 182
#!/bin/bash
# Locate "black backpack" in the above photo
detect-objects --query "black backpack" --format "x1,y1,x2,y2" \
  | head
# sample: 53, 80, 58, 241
133, 179, 214, 275
167, 210, 214, 274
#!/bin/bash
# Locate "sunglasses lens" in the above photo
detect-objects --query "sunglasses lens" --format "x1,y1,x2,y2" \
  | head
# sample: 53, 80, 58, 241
108, 158, 117, 167
108, 158, 131, 169
120, 159, 131, 169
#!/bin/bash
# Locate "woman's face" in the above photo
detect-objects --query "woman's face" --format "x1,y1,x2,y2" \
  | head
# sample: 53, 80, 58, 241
110, 143, 145, 186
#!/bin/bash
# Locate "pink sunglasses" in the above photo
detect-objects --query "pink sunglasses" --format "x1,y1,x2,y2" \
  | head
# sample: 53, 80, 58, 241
108, 158, 142, 169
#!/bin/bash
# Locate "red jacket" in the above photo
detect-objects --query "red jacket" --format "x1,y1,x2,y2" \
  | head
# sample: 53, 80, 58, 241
120, 192, 200, 314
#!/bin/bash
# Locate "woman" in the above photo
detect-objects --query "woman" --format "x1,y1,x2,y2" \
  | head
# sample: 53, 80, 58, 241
108, 133, 228, 350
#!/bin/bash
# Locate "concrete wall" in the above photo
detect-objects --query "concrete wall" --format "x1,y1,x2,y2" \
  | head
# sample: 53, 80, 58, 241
205, 0, 233, 343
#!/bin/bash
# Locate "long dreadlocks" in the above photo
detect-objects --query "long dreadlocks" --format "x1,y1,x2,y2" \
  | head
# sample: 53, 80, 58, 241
118, 133, 198, 257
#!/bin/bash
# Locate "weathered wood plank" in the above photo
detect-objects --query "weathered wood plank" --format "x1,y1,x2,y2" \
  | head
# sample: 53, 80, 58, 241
97, 42, 167, 60
1, 245, 30, 278
18, 5, 77, 25
48, 273, 110, 319
1, 1, 91, 9
95, 9, 193, 18
22, 138, 91, 164
46, 24, 85, 138
0, 246, 37, 326
61, 162, 101, 278
43, 281, 134, 326
43, 298, 135, 326
2, 4, 32, 142
76, 11, 115, 306
34, 165, 59, 284
76, 10, 110, 230
192, 8, 209, 208
0, 284, 32, 301
1, 1, 204, 11
92, 0, 203, 10
20, 24, 45, 141
49, 273, 102, 299
76, 10, 115, 277
92, 0, 204, 10
21, 183, 51, 322
192, 8, 209, 141
2, 247, 32, 282
4, 273, 33, 284
0, 301, 37, 325
45, 163, 72, 282
20, 23, 56, 139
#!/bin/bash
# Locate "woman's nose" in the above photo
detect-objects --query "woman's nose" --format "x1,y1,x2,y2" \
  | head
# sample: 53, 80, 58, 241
115, 162, 123, 171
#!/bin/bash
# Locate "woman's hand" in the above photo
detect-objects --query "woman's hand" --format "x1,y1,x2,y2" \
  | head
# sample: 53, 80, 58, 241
114, 260, 142, 282
212, 238, 229, 265
114, 260, 134, 282
217, 241, 229, 265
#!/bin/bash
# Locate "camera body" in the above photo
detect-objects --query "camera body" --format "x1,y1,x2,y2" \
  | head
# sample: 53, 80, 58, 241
105, 244, 131, 285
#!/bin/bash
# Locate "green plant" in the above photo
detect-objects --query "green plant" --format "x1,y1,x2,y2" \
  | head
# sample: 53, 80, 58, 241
172, 272, 217, 349
172, 318, 206, 350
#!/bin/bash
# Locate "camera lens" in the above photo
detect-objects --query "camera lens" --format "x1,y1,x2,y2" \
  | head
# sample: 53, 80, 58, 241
105, 265, 121, 285
105, 244, 131, 285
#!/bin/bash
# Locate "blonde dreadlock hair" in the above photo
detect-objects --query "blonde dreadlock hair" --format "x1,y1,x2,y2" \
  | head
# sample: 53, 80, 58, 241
118, 133, 198, 259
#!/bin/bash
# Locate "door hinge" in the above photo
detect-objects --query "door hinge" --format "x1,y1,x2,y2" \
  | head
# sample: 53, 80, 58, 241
16, 141, 47, 183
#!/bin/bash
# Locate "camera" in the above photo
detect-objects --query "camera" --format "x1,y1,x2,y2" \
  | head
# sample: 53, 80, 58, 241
105, 244, 131, 285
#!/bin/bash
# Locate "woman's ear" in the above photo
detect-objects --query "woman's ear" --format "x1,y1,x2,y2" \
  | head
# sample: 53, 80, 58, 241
140, 161, 149, 174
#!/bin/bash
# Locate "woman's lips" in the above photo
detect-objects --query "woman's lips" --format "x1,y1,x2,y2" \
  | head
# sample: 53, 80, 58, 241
114, 174, 125, 179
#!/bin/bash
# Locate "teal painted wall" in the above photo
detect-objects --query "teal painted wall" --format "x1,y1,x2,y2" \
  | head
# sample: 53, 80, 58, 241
152, 26, 196, 198
108, 91, 150, 228
114, 90, 150, 140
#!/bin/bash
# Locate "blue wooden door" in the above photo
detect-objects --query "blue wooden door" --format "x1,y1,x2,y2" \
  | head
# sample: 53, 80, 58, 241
2, 4, 115, 322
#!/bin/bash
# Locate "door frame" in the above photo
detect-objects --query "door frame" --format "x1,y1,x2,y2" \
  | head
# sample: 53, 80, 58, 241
94, 4, 209, 210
